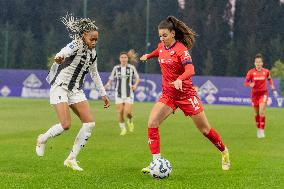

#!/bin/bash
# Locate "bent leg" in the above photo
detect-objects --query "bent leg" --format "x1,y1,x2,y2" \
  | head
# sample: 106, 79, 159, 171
41, 102, 71, 141
191, 111, 225, 152
36, 102, 69, 156
66, 100, 95, 163
191, 111, 230, 170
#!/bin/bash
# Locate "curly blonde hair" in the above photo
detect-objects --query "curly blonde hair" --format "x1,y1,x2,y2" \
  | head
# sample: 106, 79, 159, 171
61, 13, 98, 40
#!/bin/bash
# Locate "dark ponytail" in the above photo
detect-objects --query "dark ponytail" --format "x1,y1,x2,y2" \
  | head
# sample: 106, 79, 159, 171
158, 16, 196, 50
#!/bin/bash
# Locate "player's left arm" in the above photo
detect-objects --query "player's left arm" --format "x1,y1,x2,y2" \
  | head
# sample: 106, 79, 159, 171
267, 71, 278, 97
171, 48, 195, 91
89, 58, 110, 108
132, 66, 140, 91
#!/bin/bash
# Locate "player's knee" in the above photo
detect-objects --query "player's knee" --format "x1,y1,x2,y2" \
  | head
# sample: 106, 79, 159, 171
148, 120, 159, 128
61, 120, 71, 130
200, 127, 210, 135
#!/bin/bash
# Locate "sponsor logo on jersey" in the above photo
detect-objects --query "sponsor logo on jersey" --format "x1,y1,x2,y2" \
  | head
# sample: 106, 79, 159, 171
253, 76, 265, 80
158, 58, 172, 64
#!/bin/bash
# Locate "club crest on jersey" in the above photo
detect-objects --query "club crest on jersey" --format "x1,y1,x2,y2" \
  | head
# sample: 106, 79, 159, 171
170, 51, 175, 56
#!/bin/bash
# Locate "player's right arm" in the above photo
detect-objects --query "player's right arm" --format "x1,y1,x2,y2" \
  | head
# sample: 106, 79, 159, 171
54, 40, 80, 64
244, 70, 255, 88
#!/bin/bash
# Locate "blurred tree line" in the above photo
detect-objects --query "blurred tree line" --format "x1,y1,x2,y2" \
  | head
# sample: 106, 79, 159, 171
0, 0, 284, 77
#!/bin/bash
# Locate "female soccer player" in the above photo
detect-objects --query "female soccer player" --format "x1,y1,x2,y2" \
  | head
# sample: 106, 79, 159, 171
35, 14, 110, 171
244, 53, 277, 138
140, 16, 231, 172
105, 50, 140, 135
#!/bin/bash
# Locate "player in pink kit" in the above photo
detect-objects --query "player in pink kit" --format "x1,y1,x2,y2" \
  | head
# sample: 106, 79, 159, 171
140, 16, 230, 173
244, 53, 277, 138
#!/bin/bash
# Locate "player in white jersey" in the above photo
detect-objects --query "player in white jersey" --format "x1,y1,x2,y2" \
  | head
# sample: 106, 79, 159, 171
35, 14, 110, 171
105, 50, 140, 135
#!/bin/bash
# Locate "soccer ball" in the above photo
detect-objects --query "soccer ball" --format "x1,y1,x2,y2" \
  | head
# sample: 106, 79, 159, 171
150, 157, 172, 179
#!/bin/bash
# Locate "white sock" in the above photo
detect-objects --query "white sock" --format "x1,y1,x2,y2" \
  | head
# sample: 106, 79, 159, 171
67, 122, 95, 160
119, 122, 126, 129
153, 153, 161, 160
41, 123, 64, 142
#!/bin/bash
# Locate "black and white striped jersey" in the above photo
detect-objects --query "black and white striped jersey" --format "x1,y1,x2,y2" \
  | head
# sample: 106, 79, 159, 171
46, 40, 106, 96
109, 64, 139, 98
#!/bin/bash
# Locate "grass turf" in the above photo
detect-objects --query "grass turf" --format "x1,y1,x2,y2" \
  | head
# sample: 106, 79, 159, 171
0, 97, 283, 188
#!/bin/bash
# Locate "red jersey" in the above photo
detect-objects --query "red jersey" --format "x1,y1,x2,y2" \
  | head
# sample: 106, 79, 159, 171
244, 68, 273, 94
147, 41, 195, 98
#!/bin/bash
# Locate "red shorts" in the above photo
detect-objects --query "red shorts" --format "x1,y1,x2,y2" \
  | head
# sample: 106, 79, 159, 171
251, 91, 268, 107
159, 93, 204, 116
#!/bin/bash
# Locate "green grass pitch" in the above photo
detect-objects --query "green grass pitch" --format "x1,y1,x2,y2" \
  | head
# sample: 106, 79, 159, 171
0, 98, 283, 188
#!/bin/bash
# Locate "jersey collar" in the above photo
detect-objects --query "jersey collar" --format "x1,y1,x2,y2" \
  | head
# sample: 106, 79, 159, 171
164, 41, 177, 50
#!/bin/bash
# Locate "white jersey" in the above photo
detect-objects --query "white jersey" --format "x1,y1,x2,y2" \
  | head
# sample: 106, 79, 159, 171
109, 64, 139, 98
47, 40, 106, 96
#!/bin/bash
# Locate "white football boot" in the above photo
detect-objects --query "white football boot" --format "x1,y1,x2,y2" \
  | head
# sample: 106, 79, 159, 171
257, 129, 265, 138
36, 134, 46, 157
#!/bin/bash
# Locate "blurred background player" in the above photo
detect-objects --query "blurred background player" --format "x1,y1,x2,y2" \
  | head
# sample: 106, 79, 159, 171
105, 50, 140, 135
244, 53, 278, 138
35, 14, 110, 171
140, 16, 231, 173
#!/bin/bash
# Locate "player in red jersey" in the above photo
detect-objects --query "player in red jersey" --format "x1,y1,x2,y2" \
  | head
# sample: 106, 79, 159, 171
140, 16, 230, 173
244, 53, 278, 138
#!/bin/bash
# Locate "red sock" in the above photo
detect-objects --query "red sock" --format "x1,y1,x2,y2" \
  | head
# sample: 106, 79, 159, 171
148, 128, 160, 154
255, 115, 260, 128
204, 128, 226, 152
259, 116, 265, 129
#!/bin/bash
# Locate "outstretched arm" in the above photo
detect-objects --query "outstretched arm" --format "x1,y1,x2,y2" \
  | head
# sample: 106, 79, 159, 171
140, 47, 159, 61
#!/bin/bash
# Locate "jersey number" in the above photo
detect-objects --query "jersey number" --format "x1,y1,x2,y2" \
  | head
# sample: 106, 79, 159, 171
188, 96, 200, 111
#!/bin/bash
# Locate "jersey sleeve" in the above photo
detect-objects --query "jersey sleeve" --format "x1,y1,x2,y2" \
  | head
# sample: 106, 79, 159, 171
55, 40, 80, 59
177, 64, 195, 80
109, 66, 117, 81
89, 57, 107, 96
132, 66, 140, 80
146, 43, 162, 59
177, 45, 193, 66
